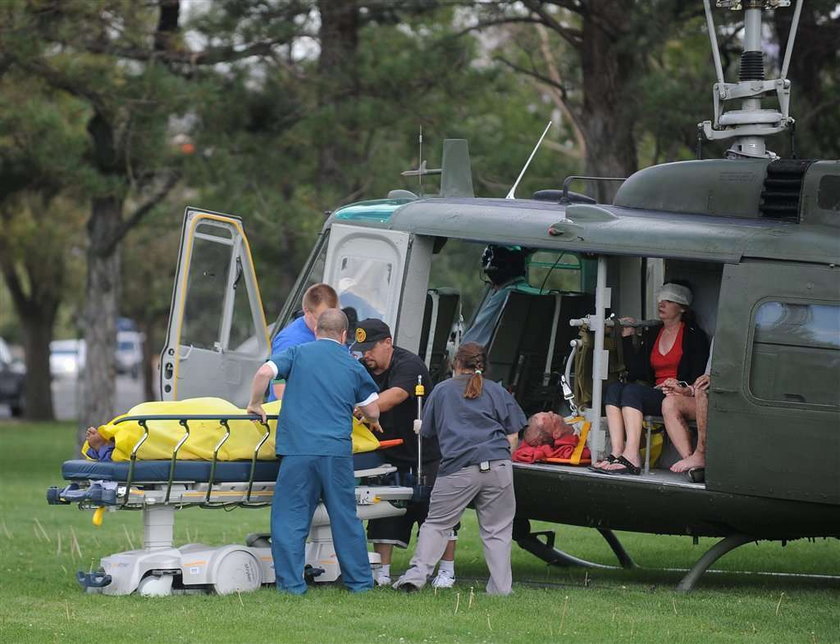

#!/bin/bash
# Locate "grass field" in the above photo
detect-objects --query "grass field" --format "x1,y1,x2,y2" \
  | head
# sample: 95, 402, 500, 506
1, 420, 838, 644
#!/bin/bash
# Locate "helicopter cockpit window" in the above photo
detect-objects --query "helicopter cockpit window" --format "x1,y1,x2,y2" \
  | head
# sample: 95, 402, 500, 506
749, 301, 840, 408
182, 223, 233, 351
227, 257, 261, 355
527, 251, 594, 293
336, 256, 392, 321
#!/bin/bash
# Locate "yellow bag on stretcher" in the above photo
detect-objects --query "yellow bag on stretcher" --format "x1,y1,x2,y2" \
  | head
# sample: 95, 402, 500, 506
82, 397, 380, 462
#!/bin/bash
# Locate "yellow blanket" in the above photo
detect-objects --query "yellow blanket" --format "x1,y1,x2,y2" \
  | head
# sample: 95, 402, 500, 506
82, 397, 380, 462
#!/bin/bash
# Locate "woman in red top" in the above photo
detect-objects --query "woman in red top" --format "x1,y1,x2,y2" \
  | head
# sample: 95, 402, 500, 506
593, 283, 708, 475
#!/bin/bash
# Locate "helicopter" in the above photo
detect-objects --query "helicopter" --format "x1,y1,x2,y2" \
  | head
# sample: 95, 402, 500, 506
158, 0, 839, 591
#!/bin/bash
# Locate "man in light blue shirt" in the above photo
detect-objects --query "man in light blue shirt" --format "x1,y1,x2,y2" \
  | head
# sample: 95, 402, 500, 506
267, 283, 338, 402
247, 309, 381, 594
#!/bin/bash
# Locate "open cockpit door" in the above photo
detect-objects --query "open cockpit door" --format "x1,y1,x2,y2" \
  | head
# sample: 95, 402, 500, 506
160, 209, 269, 407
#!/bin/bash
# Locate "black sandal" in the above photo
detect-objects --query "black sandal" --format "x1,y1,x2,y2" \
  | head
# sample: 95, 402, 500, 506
599, 455, 641, 476
588, 454, 620, 472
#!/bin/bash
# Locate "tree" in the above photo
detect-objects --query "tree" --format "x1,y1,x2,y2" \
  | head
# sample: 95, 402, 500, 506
773, 1, 840, 158
0, 74, 88, 420
1, 0, 301, 429
467, 1, 700, 199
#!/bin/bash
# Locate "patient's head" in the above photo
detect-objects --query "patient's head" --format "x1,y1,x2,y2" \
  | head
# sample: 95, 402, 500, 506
524, 411, 574, 446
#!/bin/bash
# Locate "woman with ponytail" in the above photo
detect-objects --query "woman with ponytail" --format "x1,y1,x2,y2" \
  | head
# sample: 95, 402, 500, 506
392, 342, 527, 596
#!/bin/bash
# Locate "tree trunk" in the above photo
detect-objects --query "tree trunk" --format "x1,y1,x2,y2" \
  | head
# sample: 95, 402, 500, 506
316, 0, 360, 194
0, 230, 63, 421
79, 194, 122, 436
578, 1, 639, 202
18, 310, 56, 420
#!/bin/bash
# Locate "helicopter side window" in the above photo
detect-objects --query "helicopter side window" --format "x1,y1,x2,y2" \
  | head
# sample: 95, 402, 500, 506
749, 301, 840, 408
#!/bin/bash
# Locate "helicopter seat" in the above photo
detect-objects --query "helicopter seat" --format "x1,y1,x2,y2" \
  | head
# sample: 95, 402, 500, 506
485, 291, 555, 404
418, 288, 460, 385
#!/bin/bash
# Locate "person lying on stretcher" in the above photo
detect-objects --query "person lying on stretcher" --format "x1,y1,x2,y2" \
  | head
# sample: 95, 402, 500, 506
81, 397, 382, 462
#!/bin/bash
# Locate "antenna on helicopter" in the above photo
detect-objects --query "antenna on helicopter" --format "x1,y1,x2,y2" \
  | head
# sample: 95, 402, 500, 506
418, 125, 423, 195
699, 0, 803, 159
402, 125, 442, 194
505, 121, 552, 200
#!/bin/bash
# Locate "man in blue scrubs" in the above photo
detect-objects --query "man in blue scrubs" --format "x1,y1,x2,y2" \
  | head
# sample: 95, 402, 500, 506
267, 283, 339, 402
247, 308, 381, 594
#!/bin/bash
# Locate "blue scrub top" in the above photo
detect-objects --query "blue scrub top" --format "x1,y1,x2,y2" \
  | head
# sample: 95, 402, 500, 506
266, 316, 315, 402
269, 339, 379, 457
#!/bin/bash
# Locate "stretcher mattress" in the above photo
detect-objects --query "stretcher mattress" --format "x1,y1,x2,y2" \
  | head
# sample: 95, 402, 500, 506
61, 451, 387, 484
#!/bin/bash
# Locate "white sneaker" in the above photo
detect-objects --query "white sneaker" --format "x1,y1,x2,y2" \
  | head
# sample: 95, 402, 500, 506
374, 574, 392, 587
430, 570, 455, 589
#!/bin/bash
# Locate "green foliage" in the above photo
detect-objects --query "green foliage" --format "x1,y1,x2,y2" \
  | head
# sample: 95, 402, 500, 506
0, 0, 837, 365
1, 419, 839, 644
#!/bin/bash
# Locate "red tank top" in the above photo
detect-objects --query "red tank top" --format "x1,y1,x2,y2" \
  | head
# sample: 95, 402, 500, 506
650, 323, 684, 385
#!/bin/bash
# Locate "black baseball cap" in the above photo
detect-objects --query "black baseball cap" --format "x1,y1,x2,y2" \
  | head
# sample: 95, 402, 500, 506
351, 318, 392, 352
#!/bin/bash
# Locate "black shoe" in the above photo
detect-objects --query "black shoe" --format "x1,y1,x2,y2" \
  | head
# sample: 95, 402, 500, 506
397, 582, 419, 593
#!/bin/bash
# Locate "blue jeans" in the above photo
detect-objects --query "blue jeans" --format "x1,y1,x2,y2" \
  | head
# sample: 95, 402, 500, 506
270, 454, 373, 594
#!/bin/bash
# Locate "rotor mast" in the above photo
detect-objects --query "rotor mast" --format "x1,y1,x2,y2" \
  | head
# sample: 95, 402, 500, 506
700, 0, 803, 159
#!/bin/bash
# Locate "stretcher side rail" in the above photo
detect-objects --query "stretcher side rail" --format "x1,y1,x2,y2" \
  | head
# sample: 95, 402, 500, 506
113, 413, 278, 509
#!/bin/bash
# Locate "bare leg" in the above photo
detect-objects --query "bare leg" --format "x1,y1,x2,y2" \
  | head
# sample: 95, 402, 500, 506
620, 407, 643, 467
373, 542, 393, 565
671, 390, 706, 472
441, 539, 456, 562
662, 396, 696, 463
601, 407, 643, 470
595, 405, 626, 468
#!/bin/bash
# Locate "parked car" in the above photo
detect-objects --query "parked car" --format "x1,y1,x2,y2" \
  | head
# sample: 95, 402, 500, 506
0, 337, 25, 416
50, 339, 86, 378
115, 331, 144, 378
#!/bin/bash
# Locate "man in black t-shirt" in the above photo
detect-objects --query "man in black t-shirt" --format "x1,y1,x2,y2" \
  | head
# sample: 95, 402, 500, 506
352, 319, 458, 588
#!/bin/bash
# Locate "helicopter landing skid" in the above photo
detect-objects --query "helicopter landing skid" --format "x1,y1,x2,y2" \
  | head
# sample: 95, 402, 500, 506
677, 533, 755, 593
513, 519, 636, 570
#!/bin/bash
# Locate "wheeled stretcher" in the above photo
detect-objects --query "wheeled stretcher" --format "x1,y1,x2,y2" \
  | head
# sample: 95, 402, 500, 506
47, 413, 415, 596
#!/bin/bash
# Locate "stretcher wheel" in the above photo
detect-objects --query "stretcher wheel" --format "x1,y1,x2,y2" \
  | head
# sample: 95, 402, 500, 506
211, 548, 262, 595
245, 533, 271, 548
138, 573, 174, 597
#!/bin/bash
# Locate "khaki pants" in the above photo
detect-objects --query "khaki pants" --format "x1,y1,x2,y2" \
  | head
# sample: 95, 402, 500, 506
396, 459, 515, 595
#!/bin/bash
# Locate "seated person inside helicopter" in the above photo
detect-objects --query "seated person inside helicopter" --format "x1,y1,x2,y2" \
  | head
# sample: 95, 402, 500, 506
592, 282, 709, 475
461, 245, 531, 347
660, 338, 714, 473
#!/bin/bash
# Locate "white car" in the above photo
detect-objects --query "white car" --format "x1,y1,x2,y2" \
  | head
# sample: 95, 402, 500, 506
50, 339, 86, 378
0, 337, 25, 416
115, 331, 144, 378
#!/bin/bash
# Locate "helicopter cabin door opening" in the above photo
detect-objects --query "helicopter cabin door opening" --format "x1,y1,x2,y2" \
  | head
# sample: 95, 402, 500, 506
160, 208, 270, 407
